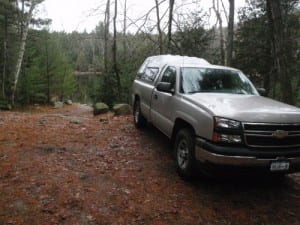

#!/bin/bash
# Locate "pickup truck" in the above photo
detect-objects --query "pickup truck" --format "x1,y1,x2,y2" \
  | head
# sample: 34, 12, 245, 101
132, 55, 300, 179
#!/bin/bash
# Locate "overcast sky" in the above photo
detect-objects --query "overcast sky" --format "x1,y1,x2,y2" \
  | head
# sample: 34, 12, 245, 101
39, 0, 247, 33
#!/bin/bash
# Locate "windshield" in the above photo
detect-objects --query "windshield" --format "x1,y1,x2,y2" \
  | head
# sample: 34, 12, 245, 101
180, 67, 258, 95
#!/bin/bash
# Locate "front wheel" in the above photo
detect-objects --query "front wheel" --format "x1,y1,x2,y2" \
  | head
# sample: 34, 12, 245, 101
133, 100, 146, 128
174, 128, 196, 180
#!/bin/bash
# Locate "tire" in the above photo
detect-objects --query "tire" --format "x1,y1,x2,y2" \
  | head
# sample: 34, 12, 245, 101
133, 100, 146, 128
174, 128, 196, 180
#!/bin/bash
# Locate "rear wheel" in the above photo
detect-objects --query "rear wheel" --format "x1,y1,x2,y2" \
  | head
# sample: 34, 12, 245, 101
133, 100, 146, 128
174, 128, 196, 180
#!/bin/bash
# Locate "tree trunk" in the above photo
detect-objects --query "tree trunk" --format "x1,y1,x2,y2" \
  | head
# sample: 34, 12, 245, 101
227, 0, 234, 66
296, 77, 300, 99
45, 35, 50, 103
213, 0, 225, 65
21, 0, 25, 39
167, 0, 175, 53
2, 11, 8, 99
113, 0, 121, 101
11, 1, 37, 106
104, 0, 110, 73
155, 0, 163, 54
123, 0, 127, 56
263, 72, 270, 96
266, 0, 293, 104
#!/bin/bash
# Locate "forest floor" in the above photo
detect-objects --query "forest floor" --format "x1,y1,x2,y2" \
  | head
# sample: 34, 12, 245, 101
1, 104, 300, 225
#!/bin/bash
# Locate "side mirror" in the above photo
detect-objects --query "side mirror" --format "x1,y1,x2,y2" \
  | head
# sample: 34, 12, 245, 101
257, 88, 267, 97
156, 82, 174, 94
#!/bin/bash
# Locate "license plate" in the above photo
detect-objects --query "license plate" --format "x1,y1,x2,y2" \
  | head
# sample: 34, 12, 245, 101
270, 161, 290, 172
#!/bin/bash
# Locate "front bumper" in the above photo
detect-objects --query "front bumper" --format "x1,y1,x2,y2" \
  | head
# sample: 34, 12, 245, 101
195, 138, 300, 172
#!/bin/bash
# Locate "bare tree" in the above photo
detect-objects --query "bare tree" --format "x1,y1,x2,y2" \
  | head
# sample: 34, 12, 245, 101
126, 0, 166, 36
123, 0, 127, 55
155, 0, 164, 54
227, 0, 234, 66
167, 0, 175, 52
104, 0, 110, 72
113, 0, 121, 101
212, 0, 225, 65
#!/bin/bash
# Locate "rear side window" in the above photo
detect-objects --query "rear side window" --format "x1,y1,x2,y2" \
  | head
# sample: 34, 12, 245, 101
139, 67, 159, 83
137, 58, 150, 75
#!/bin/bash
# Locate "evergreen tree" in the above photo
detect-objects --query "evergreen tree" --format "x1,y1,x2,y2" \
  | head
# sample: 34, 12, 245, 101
235, 0, 300, 103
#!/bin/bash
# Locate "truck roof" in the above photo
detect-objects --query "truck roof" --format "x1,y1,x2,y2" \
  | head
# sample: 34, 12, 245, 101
146, 55, 210, 68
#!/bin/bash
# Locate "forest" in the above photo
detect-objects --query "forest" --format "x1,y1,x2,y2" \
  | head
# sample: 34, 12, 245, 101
0, 0, 300, 108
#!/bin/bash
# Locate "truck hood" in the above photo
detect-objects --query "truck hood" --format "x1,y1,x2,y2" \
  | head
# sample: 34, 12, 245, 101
184, 93, 300, 123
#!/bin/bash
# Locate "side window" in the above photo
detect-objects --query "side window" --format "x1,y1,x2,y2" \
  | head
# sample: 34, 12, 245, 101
141, 67, 159, 82
137, 59, 149, 78
161, 66, 176, 89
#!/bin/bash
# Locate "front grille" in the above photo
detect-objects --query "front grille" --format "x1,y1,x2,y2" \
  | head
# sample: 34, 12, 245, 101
243, 124, 300, 132
243, 123, 300, 148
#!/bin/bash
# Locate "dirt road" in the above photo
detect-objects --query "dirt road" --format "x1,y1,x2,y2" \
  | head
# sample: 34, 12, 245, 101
0, 104, 300, 225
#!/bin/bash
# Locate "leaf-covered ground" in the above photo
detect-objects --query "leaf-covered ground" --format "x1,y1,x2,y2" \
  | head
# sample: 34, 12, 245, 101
1, 104, 300, 225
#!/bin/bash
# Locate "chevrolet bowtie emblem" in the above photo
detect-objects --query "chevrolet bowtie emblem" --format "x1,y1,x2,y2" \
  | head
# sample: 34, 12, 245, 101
272, 130, 288, 139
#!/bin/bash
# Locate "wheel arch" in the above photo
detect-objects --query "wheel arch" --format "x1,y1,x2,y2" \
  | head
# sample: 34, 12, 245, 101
171, 118, 196, 145
133, 94, 140, 105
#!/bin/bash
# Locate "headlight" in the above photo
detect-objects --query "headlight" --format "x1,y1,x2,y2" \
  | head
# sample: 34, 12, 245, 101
214, 117, 241, 129
213, 133, 242, 144
213, 117, 242, 144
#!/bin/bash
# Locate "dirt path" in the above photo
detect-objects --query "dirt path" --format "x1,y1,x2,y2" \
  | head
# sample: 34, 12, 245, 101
0, 104, 300, 225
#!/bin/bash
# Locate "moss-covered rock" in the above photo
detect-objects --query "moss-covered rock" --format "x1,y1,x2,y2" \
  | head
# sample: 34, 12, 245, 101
93, 102, 109, 115
54, 101, 64, 108
113, 104, 132, 116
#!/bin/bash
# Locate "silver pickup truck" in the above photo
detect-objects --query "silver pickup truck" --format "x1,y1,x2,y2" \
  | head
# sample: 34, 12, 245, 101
132, 55, 300, 179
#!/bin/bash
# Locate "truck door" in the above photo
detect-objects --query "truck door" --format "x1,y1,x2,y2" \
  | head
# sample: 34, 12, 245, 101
151, 66, 177, 137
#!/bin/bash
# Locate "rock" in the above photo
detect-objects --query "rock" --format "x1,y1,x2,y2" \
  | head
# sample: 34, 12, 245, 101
93, 103, 109, 115
53, 101, 64, 108
65, 100, 73, 105
99, 117, 108, 123
79, 172, 90, 181
113, 104, 132, 116
70, 117, 82, 124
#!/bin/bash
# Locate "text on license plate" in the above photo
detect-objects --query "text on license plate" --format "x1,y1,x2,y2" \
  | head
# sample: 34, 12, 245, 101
270, 161, 290, 172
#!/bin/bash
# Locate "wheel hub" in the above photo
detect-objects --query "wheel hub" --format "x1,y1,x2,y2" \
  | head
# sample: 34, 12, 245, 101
134, 107, 140, 123
177, 140, 189, 169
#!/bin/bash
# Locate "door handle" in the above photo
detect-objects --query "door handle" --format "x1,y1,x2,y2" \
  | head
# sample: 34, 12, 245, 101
154, 94, 158, 100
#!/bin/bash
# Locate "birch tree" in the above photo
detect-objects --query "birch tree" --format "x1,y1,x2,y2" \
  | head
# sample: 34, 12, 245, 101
11, 0, 44, 106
